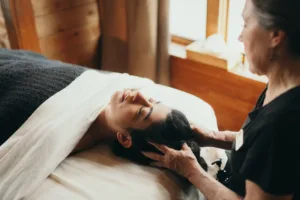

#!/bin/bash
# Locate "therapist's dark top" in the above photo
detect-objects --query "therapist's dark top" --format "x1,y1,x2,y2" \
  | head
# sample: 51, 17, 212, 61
226, 86, 299, 199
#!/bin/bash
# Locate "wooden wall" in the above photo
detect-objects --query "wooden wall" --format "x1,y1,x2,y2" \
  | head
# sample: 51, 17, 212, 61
0, 2, 10, 48
171, 56, 266, 131
31, 0, 101, 68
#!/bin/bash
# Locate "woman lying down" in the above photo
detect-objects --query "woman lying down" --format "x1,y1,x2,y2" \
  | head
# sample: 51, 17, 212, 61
74, 89, 208, 169
0, 48, 223, 200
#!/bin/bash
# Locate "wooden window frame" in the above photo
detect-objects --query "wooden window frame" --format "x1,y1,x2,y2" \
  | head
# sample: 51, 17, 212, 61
171, 35, 194, 46
171, 0, 229, 44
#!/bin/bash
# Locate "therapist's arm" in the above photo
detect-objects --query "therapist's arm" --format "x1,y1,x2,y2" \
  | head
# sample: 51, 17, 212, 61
188, 165, 242, 200
189, 168, 293, 200
143, 142, 242, 199
191, 124, 237, 150
143, 142, 293, 200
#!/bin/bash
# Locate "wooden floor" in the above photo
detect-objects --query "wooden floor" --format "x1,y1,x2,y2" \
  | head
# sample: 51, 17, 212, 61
170, 56, 266, 131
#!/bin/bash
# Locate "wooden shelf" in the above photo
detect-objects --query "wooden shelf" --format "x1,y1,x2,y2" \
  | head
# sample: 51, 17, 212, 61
186, 41, 228, 70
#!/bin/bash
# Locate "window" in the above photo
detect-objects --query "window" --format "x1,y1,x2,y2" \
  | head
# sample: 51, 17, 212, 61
227, 0, 246, 52
170, 0, 246, 52
169, 0, 267, 82
169, 0, 207, 41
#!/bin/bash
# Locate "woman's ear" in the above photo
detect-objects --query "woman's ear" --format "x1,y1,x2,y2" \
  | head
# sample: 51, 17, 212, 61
116, 131, 132, 148
270, 29, 286, 48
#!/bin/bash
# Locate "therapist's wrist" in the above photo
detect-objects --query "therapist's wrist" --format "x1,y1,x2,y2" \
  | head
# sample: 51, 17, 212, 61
191, 124, 213, 147
203, 130, 217, 146
187, 164, 206, 184
199, 130, 217, 147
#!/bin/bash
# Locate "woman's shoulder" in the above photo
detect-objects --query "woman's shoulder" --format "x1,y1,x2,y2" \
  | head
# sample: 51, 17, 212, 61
259, 86, 300, 123
246, 102, 300, 145
256, 108, 300, 147
274, 108, 300, 132
259, 107, 300, 132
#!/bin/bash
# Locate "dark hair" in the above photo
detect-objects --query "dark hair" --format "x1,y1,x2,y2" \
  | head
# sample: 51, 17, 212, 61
251, 0, 300, 56
111, 109, 208, 171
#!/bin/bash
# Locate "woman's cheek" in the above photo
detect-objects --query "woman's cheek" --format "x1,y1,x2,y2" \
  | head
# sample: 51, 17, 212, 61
119, 110, 134, 128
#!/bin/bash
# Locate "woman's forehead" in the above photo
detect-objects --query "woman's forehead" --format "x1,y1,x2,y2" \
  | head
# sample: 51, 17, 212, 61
243, 0, 254, 19
150, 103, 170, 122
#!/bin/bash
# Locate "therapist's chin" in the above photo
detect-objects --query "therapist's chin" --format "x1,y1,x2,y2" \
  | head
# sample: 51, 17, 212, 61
248, 65, 265, 76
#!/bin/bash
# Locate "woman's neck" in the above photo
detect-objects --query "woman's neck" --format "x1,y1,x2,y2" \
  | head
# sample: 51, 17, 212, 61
87, 108, 116, 142
72, 108, 116, 154
264, 58, 300, 105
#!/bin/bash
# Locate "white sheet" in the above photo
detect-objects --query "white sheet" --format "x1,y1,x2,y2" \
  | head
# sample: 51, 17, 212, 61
27, 76, 227, 200
0, 70, 153, 200
0, 70, 227, 200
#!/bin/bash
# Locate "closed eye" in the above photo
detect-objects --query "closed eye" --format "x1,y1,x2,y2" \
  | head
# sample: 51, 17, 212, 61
136, 106, 150, 120
138, 106, 144, 117
144, 107, 153, 120
137, 101, 160, 120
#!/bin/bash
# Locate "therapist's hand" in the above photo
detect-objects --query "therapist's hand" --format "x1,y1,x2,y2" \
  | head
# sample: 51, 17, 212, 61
142, 142, 203, 179
190, 123, 212, 147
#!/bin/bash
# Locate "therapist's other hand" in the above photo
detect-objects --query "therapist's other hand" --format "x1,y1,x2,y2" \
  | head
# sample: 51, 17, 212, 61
142, 142, 203, 179
190, 123, 211, 147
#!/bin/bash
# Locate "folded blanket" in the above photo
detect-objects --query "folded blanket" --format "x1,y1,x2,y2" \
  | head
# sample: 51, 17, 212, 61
0, 48, 85, 145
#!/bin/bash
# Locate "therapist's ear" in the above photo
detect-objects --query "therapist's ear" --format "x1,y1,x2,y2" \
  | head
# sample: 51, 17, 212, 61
116, 131, 132, 148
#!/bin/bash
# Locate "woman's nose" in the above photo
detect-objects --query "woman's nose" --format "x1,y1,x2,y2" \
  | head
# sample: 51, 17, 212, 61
131, 91, 151, 106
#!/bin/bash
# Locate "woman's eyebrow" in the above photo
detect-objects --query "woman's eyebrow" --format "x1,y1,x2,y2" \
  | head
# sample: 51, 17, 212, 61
140, 101, 160, 120
144, 107, 153, 120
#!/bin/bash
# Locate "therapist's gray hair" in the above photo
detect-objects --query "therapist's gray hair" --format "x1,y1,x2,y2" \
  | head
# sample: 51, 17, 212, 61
252, 0, 300, 56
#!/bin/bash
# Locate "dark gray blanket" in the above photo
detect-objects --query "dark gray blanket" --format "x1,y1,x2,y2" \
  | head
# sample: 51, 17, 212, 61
0, 48, 86, 145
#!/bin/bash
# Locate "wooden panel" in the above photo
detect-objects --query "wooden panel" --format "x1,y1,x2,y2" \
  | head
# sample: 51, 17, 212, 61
35, 1, 99, 38
1, 0, 41, 52
171, 56, 266, 131
31, 0, 97, 16
48, 38, 99, 68
1, 0, 101, 68
32, 0, 101, 68
0, 1, 10, 48
39, 21, 100, 57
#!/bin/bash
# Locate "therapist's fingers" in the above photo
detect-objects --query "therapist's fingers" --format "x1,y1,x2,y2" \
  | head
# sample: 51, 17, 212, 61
142, 151, 164, 162
182, 143, 191, 151
150, 162, 166, 168
148, 142, 172, 154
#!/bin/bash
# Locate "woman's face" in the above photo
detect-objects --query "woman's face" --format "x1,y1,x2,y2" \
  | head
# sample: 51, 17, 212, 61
105, 90, 170, 133
239, 0, 273, 75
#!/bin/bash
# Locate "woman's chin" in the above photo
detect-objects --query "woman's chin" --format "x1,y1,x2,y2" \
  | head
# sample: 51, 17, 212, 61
249, 65, 261, 76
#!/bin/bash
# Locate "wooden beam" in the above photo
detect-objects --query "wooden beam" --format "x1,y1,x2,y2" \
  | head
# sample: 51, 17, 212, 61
35, 2, 99, 39
206, 0, 229, 41
1, 0, 41, 52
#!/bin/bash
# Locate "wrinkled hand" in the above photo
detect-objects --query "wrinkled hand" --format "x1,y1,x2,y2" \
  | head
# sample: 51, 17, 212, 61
142, 142, 203, 179
190, 123, 212, 147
